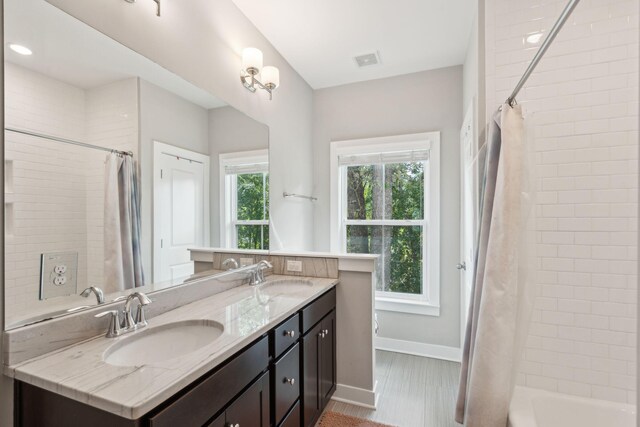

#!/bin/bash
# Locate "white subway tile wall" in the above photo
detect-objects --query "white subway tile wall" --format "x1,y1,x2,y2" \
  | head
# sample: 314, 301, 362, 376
4, 63, 137, 321
486, 0, 638, 403
85, 79, 139, 290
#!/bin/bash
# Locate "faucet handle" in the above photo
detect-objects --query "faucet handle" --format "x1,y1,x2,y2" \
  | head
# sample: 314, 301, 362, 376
135, 303, 148, 327
95, 310, 122, 338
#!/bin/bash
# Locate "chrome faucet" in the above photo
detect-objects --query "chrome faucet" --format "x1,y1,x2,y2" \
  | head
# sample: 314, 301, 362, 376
248, 260, 273, 286
123, 292, 152, 330
222, 258, 239, 270
80, 286, 105, 304
95, 291, 152, 338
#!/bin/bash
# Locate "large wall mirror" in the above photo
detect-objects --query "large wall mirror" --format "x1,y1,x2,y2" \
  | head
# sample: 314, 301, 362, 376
4, 0, 270, 329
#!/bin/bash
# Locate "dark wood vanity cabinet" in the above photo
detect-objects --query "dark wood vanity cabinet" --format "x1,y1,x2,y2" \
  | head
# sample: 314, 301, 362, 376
206, 372, 270, 427
14, 287, 337, 427
302, 309, 336, 427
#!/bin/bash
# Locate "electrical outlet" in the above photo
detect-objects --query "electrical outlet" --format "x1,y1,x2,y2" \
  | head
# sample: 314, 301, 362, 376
286, 260, 303, 272
240, 257, 254, 267
40, 252, 78, 300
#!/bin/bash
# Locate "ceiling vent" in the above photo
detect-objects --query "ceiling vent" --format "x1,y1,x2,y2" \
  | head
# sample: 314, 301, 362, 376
354, 52, 380, 68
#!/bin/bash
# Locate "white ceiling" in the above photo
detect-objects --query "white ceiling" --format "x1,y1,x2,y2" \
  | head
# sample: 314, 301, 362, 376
5, 0, 226, 109
231, 0, 475, 89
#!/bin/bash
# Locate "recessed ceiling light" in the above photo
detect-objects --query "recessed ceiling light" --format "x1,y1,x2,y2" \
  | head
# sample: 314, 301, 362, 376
8, 44, 32, 56
525, 33, 543, 45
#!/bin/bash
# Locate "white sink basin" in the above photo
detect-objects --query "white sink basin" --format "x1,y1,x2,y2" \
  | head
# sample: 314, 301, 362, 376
259, 279, 314, 294
104, 320, 224, 367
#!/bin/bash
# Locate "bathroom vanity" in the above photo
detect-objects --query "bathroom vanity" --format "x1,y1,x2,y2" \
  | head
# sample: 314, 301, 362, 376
10, 279, 337, 427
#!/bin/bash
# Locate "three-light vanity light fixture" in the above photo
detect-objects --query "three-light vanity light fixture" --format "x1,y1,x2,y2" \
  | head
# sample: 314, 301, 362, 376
240, 48, 280, 100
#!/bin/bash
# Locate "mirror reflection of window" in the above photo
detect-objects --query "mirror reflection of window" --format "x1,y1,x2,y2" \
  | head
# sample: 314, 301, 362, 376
220, 150, 269, 250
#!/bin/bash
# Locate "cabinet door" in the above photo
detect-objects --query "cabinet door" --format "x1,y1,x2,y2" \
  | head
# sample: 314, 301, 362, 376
205, 413, 225, 427
320, 310, 336, 407
225, 372, 270, 427
302, 322, 322, 427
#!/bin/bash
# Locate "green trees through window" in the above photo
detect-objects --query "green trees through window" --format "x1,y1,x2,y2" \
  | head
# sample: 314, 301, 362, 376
236, 172, 269, 250
344, 162, 425, 295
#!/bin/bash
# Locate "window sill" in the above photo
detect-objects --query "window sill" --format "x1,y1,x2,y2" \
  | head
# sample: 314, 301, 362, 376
375, 297, 440, 316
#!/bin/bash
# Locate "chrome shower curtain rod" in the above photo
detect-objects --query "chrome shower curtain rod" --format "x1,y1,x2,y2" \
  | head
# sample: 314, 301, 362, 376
5, 127, 133, 157
506, 0, 581, 107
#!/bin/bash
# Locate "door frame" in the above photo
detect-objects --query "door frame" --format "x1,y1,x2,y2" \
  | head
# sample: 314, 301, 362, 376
153, 140, 210, 282
459, 101, 475, 349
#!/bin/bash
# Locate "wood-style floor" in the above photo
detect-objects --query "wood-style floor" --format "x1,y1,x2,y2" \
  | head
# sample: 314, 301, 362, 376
326, 350, 462, 427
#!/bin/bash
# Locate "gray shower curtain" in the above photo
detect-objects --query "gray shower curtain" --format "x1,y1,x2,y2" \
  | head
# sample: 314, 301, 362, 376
104, 153, 144, 292
455, 104, 533, 427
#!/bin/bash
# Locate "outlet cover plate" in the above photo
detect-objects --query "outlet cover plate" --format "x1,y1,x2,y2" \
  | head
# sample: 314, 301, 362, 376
286, 260, 303, 272
40, 252, 78, 300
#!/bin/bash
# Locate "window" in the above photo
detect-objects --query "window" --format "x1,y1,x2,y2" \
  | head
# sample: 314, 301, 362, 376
330, 133, 440, 316
220, 150, 269, 250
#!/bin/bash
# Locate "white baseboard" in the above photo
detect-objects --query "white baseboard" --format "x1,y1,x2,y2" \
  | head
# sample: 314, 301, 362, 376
376, 337, 462, 362
331, 381, 378, 409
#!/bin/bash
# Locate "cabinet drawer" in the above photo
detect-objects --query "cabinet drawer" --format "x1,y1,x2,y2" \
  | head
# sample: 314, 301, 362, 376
278, 400, 300, 427
302, 287, 336, 334
149, 336, 268, 427
274, 343, 300, 425
274, 313, 300, 358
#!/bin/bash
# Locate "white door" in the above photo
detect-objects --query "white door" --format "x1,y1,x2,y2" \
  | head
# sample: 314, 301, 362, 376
460, 103, 477, 345
154, 142, 210, 283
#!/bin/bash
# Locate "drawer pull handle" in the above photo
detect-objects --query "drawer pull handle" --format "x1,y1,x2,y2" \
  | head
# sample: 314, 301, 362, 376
226, 424, 239, 427
319, 332, 325, 338
283, 330, 296, 338
284, 377, 296, 385
323, 329, 329, 335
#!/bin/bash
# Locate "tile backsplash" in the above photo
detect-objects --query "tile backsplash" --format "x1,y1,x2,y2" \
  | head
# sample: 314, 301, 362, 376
193, 251, 339, 279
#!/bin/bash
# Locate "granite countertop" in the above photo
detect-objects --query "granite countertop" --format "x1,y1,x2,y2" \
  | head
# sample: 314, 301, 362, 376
6, 275, 338, 420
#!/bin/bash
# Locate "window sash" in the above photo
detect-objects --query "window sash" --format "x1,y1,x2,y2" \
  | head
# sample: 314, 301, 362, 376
342, 161, 427, 221
226, 171, 269, 249
233, 221, 269, 250
339, 161, 429, 301
224, 162, 269, 175
338, 149, 430, 166
233, 219, 269, 226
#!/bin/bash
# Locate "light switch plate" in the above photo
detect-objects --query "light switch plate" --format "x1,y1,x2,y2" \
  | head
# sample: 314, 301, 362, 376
240, 257, 254, 267
286, 260, 303, 272
40, 252, 78, 300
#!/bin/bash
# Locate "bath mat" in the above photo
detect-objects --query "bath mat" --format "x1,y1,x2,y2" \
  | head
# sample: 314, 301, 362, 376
316, 411, 396, 427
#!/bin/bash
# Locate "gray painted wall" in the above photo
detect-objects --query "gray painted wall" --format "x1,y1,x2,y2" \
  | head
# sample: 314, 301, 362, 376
312, 66, 463, 348
138, 79, 209, 282
209, 106, 269, 247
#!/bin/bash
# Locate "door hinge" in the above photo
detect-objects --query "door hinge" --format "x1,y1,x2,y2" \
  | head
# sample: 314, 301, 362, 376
160, 169, 163, 179
160, 239, 163, 249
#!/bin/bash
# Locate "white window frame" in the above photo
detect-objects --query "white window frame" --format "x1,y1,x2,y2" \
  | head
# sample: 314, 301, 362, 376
330, 133, 440, 316
219, 149, 269, 249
